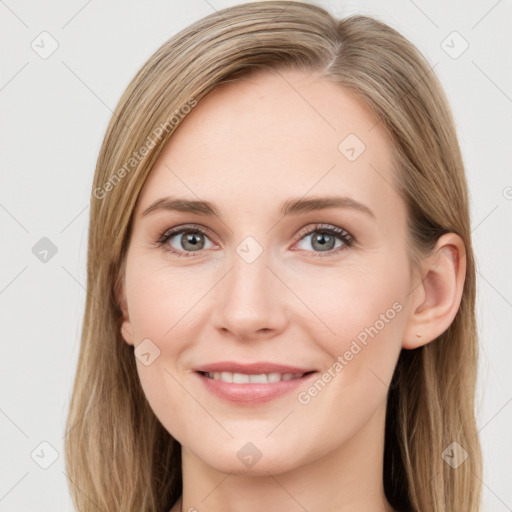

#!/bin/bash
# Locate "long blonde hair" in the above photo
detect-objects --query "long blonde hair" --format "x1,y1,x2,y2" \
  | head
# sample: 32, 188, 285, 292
64, 2, 482, 510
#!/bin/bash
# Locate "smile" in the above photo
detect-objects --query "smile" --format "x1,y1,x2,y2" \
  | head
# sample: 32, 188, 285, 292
201, 371, 307, 383
193, 362, 317, 405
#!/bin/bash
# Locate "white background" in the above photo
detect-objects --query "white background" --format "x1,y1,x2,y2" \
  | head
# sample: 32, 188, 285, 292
1, 0, 511, 510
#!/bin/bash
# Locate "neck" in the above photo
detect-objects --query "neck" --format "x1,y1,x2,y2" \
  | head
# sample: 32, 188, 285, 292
173, 402, 394, 512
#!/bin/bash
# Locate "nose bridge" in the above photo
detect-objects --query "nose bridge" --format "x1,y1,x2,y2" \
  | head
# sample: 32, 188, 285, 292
232, 237, 271, 299
212, 234, 287, 337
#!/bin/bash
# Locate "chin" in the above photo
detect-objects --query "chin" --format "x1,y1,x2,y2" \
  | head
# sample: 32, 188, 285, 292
184, 435, 308, 476
203, 450, 302, 476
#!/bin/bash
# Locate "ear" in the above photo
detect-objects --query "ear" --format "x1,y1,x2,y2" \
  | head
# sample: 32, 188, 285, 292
403, 233, 466, 349
115, 266, 134, 347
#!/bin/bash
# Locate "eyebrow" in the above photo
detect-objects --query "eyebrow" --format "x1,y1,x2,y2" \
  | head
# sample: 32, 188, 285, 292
142, 195, 375, 219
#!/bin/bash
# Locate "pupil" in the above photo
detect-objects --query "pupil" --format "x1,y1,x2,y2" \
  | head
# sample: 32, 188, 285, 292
183, 233, 204, 250
313, 232, 334, 251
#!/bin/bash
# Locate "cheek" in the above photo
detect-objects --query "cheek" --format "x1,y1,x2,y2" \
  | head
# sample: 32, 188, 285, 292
125, 255, 201, 345
124, 257, 215, 438
287, 264, 407, 454
292, 256, 409, 352
292, 255, 409, 406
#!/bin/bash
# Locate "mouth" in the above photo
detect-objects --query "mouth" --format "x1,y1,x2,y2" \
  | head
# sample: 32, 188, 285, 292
193, 362, 317, 405
198, 371, 311, 383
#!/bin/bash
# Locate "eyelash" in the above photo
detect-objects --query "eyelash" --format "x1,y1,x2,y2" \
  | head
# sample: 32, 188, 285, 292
155, 223, 354, 258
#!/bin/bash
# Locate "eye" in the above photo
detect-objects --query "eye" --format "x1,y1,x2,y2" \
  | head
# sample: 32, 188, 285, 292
293, 223, 353, 257
156, 223, 354, 258
156, 224, 216, 258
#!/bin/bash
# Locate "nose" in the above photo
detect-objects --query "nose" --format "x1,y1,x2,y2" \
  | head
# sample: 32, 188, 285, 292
211, 243, 289, 341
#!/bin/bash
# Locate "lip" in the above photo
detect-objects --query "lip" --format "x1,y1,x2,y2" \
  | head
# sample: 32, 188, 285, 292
194, 361, 314, 374
193, 361, 317, 405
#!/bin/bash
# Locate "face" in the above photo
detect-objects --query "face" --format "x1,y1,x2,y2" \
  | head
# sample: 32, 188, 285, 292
120, 69, 415, 475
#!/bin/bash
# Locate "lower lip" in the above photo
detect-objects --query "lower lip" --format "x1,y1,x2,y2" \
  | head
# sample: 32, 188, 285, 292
196, 372, 317, 405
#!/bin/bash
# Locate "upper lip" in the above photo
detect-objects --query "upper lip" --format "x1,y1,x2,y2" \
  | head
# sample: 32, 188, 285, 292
194, 361, 315, 375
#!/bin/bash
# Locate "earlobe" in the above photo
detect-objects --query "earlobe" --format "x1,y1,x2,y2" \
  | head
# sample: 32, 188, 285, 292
403, 233, 466, 349
116, 272, 134, 346
121, 319, 134, 346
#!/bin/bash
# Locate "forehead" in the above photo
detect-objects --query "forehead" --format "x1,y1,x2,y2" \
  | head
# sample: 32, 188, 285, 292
136, 69, 401, 222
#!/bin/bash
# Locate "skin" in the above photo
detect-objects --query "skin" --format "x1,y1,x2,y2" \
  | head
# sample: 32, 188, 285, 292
118, 69, 466, 512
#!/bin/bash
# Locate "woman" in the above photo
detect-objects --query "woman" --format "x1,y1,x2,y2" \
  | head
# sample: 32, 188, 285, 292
65, 2, 482, 511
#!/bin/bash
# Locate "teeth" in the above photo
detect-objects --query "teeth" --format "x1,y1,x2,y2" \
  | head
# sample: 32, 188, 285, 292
205, 371, 305, 383
220, 371, 233, 383
249, 374, 268, 383
233, 372, 250, 384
